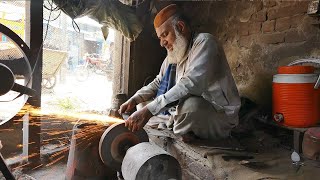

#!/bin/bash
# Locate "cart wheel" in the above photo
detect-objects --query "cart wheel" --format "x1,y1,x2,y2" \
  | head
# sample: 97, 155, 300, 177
42, 76, 57, 89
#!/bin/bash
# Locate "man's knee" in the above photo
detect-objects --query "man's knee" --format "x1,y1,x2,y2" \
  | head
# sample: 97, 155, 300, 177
173, 96, 235, 140
177, 96, 212, 114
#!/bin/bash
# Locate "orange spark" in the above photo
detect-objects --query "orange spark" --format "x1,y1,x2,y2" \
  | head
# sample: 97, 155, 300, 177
31, 164, 44, 171
46, 155, 65, 167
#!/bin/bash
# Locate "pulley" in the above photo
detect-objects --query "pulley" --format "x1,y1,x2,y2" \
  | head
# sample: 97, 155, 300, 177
98, 122, 149, 171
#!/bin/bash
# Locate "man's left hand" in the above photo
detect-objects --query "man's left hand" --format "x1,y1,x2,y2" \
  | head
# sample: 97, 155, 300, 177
125, 107, 153, 132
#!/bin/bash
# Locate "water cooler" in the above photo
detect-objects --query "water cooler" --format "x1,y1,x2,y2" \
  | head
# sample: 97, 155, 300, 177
273, 65, 320, 127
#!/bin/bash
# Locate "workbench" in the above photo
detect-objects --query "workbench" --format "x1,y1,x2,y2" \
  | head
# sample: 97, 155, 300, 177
145, 126, 320, 180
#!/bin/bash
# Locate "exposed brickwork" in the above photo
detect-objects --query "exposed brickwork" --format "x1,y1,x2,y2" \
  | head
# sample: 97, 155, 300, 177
304, 16, 320, 25
262, 20, 275, 33
176, 1, 320, 109
275, 17, 291, 32
272, 14, 305, 32
260, 33, 285, 44
285, 29, 307, 43
263, 0, 276, 8
238, 22, 249, 36
280, 1, 296, 7
227, 27, 238, 40
249, 22, 262, 35
290, 14, 305, 28
268, 3, 308, 20
251, 10, 267, 22
255, 1, 263, 11
239, 35, 255, 48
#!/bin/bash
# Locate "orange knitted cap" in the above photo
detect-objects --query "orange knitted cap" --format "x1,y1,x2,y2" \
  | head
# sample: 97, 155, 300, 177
154, 4, 178, 28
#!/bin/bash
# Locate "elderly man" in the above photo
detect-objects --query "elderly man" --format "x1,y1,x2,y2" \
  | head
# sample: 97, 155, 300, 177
119, 4, 241, 141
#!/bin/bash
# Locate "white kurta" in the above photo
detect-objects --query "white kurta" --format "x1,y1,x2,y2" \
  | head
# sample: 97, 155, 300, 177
131, 33, 241, 138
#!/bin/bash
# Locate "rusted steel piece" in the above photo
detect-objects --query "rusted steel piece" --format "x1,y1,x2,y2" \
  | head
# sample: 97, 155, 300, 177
122, 142, 182, 180
98, 122, 149, 171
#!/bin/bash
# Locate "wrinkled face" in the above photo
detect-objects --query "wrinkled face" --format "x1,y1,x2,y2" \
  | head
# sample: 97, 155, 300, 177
156, 21, 176, 52
156, 19, 189, 64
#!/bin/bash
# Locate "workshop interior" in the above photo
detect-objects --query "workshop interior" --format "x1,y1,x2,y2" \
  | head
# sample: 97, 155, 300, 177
1, 0, 320, 179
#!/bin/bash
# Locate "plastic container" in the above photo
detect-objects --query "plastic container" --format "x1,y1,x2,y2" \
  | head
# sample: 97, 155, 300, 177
272, 66, 320, 127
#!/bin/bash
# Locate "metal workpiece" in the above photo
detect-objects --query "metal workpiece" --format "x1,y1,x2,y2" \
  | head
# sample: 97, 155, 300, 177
122, 142, 182, 180
98, 122, 149, 171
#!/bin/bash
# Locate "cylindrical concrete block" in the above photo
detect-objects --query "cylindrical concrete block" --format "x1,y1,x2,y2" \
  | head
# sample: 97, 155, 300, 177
122, 142, 181, 180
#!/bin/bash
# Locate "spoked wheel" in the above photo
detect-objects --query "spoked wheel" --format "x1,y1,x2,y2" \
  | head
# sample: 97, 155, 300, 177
42, 76, 57, 89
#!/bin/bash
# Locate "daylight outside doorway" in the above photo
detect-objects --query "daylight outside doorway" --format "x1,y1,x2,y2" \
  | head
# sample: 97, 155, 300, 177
42, 4, 115, 114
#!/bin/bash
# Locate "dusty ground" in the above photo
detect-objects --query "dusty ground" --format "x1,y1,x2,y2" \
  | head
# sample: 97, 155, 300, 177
41, 69, 113, 113
0, 163, 67, 180
27, 163, 67, 180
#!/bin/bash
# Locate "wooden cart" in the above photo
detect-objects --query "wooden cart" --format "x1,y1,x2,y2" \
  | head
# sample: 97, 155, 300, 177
42, 48, 68, 89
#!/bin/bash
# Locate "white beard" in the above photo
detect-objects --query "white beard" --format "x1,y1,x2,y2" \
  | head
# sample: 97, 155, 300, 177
167, 28, 189, 64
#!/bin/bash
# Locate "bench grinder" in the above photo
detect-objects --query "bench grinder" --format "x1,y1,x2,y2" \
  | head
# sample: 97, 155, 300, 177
98, 122, 182, 180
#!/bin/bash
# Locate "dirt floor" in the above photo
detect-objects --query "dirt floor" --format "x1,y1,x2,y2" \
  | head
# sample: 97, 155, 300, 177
0, 162, 66, 180
27, 163, 67, 180
41, 70, 113, 112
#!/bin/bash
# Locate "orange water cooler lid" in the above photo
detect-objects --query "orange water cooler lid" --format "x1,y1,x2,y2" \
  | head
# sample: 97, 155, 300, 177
278, 66, 315, 74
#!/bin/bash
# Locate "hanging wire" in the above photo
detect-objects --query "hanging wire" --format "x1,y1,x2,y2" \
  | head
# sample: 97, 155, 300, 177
28, 0, 82, 87
72, 19, 81, 33
24, 0, 56, 97
43, 9, 61, 22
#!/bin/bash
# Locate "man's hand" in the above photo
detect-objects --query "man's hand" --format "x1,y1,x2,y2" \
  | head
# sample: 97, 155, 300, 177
118, 99, 137, 114
125, 107, 153, 132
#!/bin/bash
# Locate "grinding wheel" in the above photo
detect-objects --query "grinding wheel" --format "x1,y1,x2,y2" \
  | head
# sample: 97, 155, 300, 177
99, 122, 149, 171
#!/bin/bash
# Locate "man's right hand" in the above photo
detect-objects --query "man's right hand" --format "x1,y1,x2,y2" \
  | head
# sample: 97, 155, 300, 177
118, 99, 137, 114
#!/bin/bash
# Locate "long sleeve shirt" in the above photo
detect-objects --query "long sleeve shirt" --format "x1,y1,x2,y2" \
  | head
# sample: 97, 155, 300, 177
131, 33, 241, 117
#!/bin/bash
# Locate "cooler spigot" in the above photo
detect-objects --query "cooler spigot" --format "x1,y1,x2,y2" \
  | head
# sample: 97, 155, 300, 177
274, 113, 284, 123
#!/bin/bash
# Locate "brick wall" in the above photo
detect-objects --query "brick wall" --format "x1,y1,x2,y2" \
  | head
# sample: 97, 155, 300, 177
181, 0, 320, 109
239, 1, 309, 45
